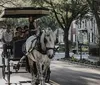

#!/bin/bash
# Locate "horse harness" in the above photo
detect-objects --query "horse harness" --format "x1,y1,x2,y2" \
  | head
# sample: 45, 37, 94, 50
28, 31, 46, 56
27, 31, 56, 59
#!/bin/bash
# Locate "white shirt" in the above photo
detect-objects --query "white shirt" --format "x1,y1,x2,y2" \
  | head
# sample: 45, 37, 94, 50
2, 30, 13, 43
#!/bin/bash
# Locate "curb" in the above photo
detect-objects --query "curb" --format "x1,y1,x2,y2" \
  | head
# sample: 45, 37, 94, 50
50, 80, 60, 85
59, 59, 100, 70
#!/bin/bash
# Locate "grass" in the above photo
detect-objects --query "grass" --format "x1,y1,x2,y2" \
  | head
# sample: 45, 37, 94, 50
69, 57, 100, 66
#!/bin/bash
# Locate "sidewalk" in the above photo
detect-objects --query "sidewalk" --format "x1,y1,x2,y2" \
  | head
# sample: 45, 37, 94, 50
88, 55, 99, 62
88, 55, 99, 60
54, 52, 100, 63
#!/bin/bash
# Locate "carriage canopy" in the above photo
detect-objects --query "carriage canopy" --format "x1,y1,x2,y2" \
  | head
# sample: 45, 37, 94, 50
1, 7, 49, 19
0, 7, 50, 59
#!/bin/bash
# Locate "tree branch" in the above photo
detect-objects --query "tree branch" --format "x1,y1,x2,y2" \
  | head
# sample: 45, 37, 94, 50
49, 0, 65, 30
0, 0, 20, 7
0, 4, 6, 8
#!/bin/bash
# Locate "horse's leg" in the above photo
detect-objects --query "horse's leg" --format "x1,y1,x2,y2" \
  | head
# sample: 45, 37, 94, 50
35, 62, 43, 85
33, 62, 40, 85
31, 69, 37, 85
39, 63, 46, 85
43, 60, 51, 83
30, 62, 39, 85
28, 58, 37, 85
45, 67, 51, 83
14, 55, 26, 70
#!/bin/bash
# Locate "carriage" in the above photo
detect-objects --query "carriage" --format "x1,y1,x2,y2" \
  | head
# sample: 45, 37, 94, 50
0, 7, 54, 85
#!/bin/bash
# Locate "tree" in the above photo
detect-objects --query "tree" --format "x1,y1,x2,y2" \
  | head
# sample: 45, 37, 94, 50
87, 0, 100, 61
31, 0, 89, 58
38, 16, 59, 30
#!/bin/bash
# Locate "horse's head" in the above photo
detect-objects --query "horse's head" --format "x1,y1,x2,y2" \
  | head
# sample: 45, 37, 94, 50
41, 29, 57, 59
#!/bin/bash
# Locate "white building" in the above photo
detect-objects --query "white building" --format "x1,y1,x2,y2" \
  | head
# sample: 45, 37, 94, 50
55, 28, 64, 44
76, 14, 98, 45
69, 13, 99, 54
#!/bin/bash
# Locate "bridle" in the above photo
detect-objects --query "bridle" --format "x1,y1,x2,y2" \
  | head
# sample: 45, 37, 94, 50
27, 31, 57, 58
46, 47, 55, 51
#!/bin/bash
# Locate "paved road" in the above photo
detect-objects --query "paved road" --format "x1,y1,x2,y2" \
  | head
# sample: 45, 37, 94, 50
50, 60, 100, 85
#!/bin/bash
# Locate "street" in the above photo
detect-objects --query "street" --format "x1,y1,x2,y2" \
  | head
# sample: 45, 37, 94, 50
51, 61, 100, 85
0, 58, 100, 85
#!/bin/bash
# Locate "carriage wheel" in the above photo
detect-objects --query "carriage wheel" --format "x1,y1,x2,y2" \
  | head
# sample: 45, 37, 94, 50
1, 52, 6, 79
7, 50, 11, 85
7, 58, 10, 85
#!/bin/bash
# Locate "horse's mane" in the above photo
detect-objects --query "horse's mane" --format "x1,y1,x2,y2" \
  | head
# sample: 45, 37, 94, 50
40, 31, 46, 51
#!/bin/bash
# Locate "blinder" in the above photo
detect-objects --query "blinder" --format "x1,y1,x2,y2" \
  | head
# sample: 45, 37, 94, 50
44, 37, 47, 44
55, 37, 58, 44
28, 30, 57, 59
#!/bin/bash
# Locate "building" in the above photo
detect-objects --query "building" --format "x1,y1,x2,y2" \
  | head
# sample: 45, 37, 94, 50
69, 13, 99, 55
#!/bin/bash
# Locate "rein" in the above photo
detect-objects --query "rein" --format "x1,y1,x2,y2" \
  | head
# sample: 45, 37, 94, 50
28, 32, 46, 55
28, 38, 37, 52
46, 47, 55, 51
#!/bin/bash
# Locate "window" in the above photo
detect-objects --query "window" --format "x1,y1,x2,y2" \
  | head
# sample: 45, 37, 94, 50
92, 33, 94, 42
85, 20, 87, 28
88, 33, 90, 43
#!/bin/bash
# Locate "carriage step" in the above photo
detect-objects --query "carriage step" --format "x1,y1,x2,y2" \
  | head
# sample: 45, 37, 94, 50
5, 71, 28, 74
19, 81, 31, 83
5, 83, 18, 85
19, 81, 31, 85
10, 58, 20, 61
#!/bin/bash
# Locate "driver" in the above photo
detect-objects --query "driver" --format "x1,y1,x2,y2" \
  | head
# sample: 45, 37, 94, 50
29, 17, 39, 36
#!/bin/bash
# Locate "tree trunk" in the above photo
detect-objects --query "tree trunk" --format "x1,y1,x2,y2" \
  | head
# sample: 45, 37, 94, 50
64, 28, 70, 59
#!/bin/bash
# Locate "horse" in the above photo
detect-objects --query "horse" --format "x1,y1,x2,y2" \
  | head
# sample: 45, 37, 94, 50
25, 29, 57, 85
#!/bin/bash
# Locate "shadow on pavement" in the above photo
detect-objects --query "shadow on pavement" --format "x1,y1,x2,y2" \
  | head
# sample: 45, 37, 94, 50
51, 61, 100, 85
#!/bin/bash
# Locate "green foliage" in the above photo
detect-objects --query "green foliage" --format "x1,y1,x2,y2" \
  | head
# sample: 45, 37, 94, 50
30, 0, 89, 30
39, 16, 59, 30
58, 44, 65, 52
71, 56, 79, 62
5, 18, 28, 28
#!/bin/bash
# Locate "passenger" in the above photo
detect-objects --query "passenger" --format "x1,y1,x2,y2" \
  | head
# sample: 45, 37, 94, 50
2, 24, 13, 56
24, 25, 29, 31
16, 26, 22, 37
17, 25, 29, 39
23, 25, 29, 38
13, 32, 22, 41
